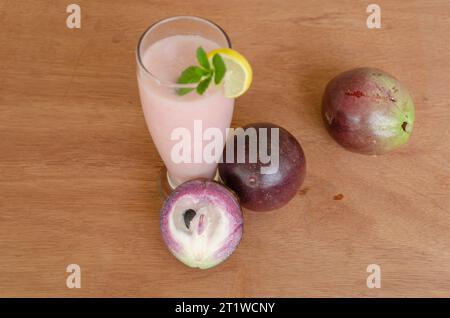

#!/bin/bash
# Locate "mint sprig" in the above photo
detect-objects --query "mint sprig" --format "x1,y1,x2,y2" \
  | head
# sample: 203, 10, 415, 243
176, 47, 226, 96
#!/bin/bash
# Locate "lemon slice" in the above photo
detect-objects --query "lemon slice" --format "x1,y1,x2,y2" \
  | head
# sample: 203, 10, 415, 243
207, 48, 253, 98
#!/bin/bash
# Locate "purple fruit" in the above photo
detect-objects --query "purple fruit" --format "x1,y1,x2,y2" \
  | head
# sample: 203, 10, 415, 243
321, 67, 415, 155
219, 122, 306, 212
160, 179, 243, 269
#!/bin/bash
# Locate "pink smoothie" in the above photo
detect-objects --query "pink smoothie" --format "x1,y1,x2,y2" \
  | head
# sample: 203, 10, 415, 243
137, 35, 235, 187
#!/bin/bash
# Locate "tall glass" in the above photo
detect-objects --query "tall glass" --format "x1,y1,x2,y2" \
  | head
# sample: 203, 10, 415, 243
136, 16, 234, 190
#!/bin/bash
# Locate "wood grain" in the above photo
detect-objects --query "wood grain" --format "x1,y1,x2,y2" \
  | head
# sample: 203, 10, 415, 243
0, 0, 449, 297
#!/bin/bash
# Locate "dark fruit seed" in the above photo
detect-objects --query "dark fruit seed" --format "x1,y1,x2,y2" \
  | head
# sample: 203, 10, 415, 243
184, 209, 196, 229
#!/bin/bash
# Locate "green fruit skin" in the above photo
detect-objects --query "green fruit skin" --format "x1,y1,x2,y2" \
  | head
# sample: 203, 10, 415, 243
321, 68, 415, 155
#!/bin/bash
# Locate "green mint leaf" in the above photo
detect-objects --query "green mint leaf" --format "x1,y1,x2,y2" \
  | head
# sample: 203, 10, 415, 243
196, 47, 210, 70
196, 76, 212, 95
177, 66, 205, 84
212, 53, 226, 85
176, 47, 217, 96
176, 87, 195, 96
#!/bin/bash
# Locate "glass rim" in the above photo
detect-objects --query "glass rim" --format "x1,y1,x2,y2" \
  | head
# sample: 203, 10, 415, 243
136, 15, 232, 88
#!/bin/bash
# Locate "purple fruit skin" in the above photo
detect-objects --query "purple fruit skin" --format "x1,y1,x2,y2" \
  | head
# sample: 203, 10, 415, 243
160, 179, 243, 268
321, 67, 415, 155
219, 123, 306, 212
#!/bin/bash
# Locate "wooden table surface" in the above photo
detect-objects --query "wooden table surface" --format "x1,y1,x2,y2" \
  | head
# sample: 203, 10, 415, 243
1, 0, 449, 297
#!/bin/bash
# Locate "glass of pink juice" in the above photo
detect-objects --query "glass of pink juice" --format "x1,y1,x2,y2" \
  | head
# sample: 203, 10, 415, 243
136, 16, 234, 190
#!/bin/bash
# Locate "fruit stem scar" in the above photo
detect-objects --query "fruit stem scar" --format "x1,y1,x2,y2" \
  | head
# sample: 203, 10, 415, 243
401, 121, 408, 133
